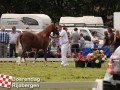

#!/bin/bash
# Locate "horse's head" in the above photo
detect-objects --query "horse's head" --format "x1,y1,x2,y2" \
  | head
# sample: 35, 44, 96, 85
51, 23, 59, 35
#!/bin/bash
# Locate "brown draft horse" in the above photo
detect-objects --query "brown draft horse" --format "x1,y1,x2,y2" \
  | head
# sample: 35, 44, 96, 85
16, 23, 59, 65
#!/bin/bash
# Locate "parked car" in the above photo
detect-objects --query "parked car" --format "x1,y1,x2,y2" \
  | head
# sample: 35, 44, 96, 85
103, 46, 120, 90
68, 27, 107, 48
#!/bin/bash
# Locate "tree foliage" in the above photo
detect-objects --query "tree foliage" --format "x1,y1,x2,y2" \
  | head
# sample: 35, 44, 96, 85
0, 0, 120, 27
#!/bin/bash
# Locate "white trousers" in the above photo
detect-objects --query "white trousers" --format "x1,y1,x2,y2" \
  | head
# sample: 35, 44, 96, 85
61, 43, 69, 65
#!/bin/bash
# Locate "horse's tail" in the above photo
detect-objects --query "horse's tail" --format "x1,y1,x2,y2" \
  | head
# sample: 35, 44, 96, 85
16, 34, 22, 54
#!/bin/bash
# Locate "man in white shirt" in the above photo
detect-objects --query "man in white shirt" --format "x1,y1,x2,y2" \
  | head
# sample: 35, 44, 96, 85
9, 26, 19, 57
58, 26, 69, 67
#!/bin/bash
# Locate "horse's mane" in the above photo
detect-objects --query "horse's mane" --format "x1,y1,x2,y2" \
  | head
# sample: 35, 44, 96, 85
38, 23, 53, 36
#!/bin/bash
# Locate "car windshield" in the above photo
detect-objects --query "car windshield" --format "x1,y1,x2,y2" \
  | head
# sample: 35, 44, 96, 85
89, 29, 105, 39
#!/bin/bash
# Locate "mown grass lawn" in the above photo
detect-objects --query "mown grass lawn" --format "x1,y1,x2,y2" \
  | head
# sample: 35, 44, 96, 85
0, 61, 108, 90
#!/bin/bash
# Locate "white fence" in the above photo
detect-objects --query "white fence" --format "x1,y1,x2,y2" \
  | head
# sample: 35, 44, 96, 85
0, 58, 74, 62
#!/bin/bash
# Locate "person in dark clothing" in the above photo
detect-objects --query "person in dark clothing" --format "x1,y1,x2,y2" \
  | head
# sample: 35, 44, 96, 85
112, 30, 120, 51
107, 28, 114, 53
71, 28, 80, 57
0, 27, 9, 58
102, 31, 110, 48
108, 28, 114, 44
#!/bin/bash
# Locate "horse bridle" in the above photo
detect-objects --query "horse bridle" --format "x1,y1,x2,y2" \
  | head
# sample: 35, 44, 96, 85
52, 23, 59, 35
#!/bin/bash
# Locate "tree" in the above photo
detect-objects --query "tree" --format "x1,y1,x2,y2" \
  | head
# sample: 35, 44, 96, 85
0, 0, 120, 27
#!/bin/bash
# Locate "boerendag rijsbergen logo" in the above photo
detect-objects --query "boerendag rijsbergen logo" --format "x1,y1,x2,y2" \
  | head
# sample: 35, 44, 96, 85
0, 74, 41, 89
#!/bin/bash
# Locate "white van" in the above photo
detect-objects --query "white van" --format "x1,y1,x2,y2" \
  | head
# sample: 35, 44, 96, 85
0, 13, 52, 31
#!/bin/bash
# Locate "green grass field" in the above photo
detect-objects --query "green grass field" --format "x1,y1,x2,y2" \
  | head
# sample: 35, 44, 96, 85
0, 61, 108, 90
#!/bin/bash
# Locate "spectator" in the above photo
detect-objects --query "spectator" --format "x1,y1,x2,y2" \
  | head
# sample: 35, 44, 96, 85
9, 26, 19, 57
0, 26, 9, 58
107, 28, 114, 53
71, 28, 80, 57
50, 32, 59, 48
50, 32, 60, 54
112, 30, 120, 51
79, 33, 86, 49
91, 31, 99, 49
102, 31, 110, 48
58, 25, 69, 67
